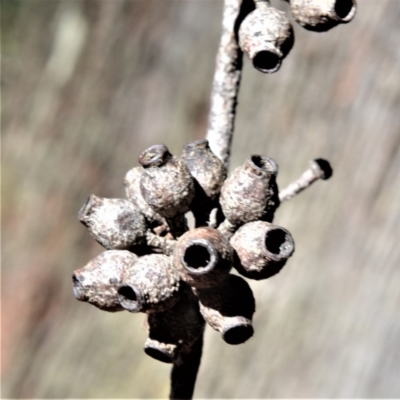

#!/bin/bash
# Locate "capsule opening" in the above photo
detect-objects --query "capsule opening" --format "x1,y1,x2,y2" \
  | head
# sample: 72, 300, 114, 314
251, 155, 277, 174
223, 324, 254, 345
144, 346, 174, 364
334, 0, 354, 19
184, 244, 211, 269
265, 229, 287, 255
253, 51, 281, 73
117, 285, 142, 312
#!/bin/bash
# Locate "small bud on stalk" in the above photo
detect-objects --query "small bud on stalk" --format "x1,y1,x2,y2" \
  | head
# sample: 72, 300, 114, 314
72, 250, 138, 312
139, 144, 195, 237
239, 1, 294, 73
118, 254, 180, 313
173, 227, 233, 289
219, 155, 280, 237
289, 0, 357, 32
195, 275, 255, 345
231, 221, 295, 280
78, 195, 147, 251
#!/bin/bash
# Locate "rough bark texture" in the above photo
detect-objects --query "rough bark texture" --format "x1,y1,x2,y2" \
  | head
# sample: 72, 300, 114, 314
3, 1, 400, 398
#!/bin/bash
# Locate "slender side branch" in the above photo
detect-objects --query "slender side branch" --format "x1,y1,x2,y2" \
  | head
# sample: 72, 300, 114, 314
279, 158, 333, 202
206, 0, 254, 169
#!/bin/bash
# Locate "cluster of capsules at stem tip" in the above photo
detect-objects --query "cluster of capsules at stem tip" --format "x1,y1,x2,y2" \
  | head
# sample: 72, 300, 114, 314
239, 0, 357, 73
73, 139, 296, 364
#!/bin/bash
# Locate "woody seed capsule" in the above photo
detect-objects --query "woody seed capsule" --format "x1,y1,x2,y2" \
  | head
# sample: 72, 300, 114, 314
219, 155, 280, 236
195, 275, 255, 345
289, 0, 357, 32
117, 254, 181, 313
231, 220, 295, 280
123, 166, 166, 228
173, 227, 233, 289
78, 195, 147, 251
139, 144, 195, 237
72, 250, 138, 312
239, 1, 294, 73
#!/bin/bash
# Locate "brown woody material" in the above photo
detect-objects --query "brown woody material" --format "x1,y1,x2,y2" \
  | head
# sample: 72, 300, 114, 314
144, 284, 205, 364
219, 155, 280, 237
78, 195, 147, 250
195, 274, 255, 345
72, 250, 138, 312
117, 254, 180, 313
173, 227, 233, 289
289, 0, 357, 32
231, 220, 295, 280
279, 158, 333, 203
182, 139, 227, 226
124, 166, 166, 228
139, 144, 194, 237
239, 1, 294, 73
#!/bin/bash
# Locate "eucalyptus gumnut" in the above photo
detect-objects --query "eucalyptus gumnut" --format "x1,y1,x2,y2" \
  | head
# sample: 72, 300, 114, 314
239, 1, 294, 73
230, 221, 295, 280
123, 166, 166, 228
289, 0, 357, 32
219, 155, 280, 236
144, 284, 205, 364
78, 195, 147, 251
194, 275, 255, 345
117, 254, 181, 313
72, 250, 138, 312
139, 144, 195, 219
182, 139, 227, 224
173, 227, 233, 289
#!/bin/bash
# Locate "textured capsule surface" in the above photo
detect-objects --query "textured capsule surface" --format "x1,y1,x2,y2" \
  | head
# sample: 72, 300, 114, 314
78, 195, 147, 250
239, 3, 294, 73
231, 220, 295, 280
290, 0, 357, 32
72, 250, 138, 312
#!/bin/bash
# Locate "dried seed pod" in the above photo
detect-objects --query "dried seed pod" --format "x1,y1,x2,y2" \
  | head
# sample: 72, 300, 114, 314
123, 166, 166, 228
139, 145, 195, 236
231, 220, 295, 280
219, 155, 280, 236
117, 254, 180, 313
144, 284, 205, 363
78, 195, 147, 251
72, 250, 138, 312
182, 139, 227, 225
195, 275, 255, 345
173, 227, 233, 289
289, 0, 357, 32
239, 1, 294, 73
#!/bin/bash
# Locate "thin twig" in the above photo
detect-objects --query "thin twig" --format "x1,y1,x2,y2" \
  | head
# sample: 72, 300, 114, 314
279, 158, 333, 202
206, 0, 254, 169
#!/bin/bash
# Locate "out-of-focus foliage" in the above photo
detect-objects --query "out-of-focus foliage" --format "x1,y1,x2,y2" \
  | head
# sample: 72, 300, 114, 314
2, 0, 400, 398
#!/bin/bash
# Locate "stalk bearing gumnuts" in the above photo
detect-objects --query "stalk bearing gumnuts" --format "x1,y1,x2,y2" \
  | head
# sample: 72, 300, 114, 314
231, 220, 295, 280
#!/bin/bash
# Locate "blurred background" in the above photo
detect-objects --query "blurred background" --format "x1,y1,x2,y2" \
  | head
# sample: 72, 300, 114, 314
2, 0, 400, 398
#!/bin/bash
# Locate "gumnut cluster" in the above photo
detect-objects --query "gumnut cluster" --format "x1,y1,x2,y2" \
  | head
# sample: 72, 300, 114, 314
73, 139, 296, 363
239, 0, 356, 73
